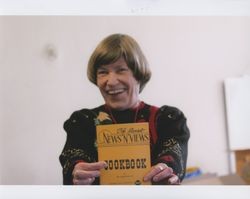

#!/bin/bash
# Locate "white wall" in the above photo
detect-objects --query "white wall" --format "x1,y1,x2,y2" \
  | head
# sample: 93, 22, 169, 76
1, 16, 250, 184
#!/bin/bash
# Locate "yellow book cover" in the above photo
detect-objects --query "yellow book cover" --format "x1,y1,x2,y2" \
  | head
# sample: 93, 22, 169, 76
96, 122, 151, 185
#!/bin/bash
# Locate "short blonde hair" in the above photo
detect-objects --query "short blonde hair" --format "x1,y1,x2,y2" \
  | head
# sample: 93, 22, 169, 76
87, 33, 151, 92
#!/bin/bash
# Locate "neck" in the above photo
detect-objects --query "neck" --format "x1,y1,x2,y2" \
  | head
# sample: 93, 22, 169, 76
108, 100, 141, 111
105, 101, 143, 124
127, 100, 141, 110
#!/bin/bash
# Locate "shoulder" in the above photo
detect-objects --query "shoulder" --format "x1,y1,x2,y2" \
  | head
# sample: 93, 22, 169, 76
157, 105, 187, 121
156, 105, 189, 138
63, 105, 105, 131
143, 102, 186, 121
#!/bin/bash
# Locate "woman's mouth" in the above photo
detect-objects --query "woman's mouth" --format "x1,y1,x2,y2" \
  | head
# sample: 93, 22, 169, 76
106, 88, 125, 95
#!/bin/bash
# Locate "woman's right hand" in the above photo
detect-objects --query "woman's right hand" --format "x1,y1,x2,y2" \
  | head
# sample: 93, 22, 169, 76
72, 161, 107, 185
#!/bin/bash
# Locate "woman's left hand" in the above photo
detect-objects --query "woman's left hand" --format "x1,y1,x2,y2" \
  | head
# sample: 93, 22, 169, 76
143, 163, 180, 185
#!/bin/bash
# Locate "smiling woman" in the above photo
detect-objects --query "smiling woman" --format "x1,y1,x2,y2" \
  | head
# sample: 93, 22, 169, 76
59, 33, 190, 185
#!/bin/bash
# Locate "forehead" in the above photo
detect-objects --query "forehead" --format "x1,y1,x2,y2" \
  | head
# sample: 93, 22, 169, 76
99, 57, 128, 69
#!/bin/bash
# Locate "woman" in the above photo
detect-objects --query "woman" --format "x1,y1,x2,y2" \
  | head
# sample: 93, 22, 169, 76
59, 33, 190, 185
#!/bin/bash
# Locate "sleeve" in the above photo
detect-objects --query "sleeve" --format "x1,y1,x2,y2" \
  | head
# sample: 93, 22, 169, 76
153, 105, 190, 181
59, 110, 97, 185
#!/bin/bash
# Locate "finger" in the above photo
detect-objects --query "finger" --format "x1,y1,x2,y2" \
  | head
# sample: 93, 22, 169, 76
73, 177, 95, 185
168, 175, 180, 185
152, 166, 173, 182
143, 165, 162, 182
76, 161, 107, 171
144, 163, 170, 182
73, 170, 100, 180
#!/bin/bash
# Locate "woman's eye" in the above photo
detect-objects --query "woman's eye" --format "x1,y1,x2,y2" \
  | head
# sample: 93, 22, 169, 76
97, 70, 108, 75
118, 68, 128, 73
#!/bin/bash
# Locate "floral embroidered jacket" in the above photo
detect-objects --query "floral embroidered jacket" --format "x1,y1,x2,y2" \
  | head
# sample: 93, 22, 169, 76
59, 102, 190, 185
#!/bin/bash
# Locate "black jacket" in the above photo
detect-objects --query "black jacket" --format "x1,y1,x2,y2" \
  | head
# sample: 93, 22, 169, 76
59, 102, 190, 185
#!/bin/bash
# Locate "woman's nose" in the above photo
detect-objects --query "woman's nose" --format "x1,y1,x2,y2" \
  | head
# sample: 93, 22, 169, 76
106, 72, 119, 86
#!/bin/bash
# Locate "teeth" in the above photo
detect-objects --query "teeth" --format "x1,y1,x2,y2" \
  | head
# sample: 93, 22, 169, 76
107, 89, 124, 94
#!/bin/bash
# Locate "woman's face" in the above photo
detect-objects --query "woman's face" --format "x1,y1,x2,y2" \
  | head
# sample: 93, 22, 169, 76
96, 57, 140, 110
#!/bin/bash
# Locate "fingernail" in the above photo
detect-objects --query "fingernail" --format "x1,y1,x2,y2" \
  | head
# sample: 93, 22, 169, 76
89, 177, 95, 183
103, 162, 108, 168
169, 178, 176, 184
